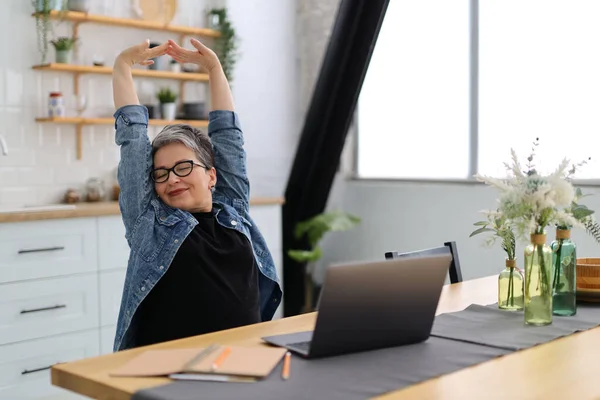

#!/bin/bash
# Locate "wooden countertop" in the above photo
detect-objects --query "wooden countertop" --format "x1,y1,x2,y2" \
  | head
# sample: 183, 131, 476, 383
0, 197, 285, 223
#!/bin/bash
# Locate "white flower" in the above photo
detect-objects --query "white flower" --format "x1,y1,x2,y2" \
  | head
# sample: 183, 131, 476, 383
547, 175, 575, 207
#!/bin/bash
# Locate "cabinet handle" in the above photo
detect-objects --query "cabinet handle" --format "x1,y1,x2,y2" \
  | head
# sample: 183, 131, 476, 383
20, 304, 66, 314
21, 364, 55, 375
17, 246, 65, 254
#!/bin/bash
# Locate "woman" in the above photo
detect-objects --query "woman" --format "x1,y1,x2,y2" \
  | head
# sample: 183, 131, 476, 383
111, 39, 282, 351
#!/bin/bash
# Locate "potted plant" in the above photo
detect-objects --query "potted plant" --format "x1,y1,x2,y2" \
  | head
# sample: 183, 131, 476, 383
287, 210, 361, 313
157, 88, 177, 120
207, 8, 239, 83
32, 0, 60, 64
50, 36, 77, 64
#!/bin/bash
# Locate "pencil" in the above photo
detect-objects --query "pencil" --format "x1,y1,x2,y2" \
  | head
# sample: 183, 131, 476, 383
282, 351, 291, 380
211, 346, 231, 372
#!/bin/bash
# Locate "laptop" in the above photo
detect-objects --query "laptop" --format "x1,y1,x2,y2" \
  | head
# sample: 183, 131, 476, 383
261, 248, 452, 359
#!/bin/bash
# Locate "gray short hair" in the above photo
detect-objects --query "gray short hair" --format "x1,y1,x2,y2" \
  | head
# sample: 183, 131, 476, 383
152, 124, 214, 169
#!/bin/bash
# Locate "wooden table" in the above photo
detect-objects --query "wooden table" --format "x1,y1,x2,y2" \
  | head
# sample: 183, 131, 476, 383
51, 276, 600, 399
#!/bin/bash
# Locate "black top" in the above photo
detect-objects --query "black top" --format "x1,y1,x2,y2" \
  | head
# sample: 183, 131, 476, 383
134, 211, 261, 347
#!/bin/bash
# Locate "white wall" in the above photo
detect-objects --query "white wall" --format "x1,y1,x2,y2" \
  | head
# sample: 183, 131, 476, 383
0, 0, 297, 205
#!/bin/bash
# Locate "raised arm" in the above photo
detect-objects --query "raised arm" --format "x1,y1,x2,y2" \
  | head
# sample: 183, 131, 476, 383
167, 39, 249, 206
113, 40, 168, 239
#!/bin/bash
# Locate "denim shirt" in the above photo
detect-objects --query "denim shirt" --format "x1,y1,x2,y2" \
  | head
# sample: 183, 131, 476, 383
112, 105, 282, 352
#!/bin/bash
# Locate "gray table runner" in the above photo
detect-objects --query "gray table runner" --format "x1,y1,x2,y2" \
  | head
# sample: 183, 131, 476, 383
132, 303, 600, 400
431, 303, 600, 351
132, 337, 509, 400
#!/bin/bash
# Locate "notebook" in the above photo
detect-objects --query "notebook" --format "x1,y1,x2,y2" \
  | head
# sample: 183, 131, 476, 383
110, 344, 287, 380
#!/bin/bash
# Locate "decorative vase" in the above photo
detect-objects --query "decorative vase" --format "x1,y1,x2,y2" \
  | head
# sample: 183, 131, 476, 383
55, 49, 72, 64
498, 258, 524, 311
524, 233, 553, 325
551, 227, 577, 316
161, 102, 176, 120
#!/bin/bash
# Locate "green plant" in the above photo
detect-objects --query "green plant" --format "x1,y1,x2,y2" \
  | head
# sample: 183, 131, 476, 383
50, 36, 77, 51
157, 87, 177, 103
287, 210, 361, 313
207, 8, 239, 83
470, 213, 516, 260
288, 210, 361, 264
32, 1, 70, 63
558, 187, 600, 244
32, 0, 54, 63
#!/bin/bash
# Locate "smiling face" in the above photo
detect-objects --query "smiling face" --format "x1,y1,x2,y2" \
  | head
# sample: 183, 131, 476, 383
152, 142, 216, 212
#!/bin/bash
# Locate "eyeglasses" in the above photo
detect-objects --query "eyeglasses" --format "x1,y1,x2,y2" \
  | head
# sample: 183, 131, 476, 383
151, 160, 206, 183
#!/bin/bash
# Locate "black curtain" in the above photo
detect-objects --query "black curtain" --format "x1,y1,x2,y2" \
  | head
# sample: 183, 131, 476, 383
282, 0, 390, 316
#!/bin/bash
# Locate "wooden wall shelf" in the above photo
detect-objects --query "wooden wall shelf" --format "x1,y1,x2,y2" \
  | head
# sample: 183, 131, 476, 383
36, 117, 208, 128
32, 64, 209, 82
32, 10, 215, 161
33, 10, 220, 38
36, 117, 209, 160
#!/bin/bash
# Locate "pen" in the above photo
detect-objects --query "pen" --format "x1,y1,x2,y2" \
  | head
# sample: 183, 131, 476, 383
281, 351, 291, 380
211, 346, 231, 372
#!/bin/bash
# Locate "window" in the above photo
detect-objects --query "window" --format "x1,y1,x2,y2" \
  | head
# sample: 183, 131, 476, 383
356, 0, 470, 179
357, 0, 600, 180
478, 0, 600, 178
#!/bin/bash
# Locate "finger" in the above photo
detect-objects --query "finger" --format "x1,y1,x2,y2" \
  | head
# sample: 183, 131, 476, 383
139, 39, 150, 50
190, 38, 209, 53
140, 60, 154, 66
168, 53, 191, 64
148, 42, 169, 58
167, 39, 183, 50
166, 43, 191, 58
166, 47, 196, 61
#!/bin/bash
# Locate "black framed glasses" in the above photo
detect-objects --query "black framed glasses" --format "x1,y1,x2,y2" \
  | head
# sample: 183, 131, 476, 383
151, 160, 206, 183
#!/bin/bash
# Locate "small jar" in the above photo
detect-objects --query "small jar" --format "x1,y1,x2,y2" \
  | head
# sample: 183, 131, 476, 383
86, 177, 105, 202
48, 92, 65, 117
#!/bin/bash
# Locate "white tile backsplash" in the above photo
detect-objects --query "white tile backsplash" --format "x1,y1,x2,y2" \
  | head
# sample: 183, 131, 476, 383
0, 0, 297, 206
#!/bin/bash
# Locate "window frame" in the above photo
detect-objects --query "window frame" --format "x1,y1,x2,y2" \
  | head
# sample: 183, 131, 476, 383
350, 0, 600, 187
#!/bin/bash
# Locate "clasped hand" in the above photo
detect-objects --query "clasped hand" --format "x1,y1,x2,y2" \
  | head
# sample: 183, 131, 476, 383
116, 38, 220, 72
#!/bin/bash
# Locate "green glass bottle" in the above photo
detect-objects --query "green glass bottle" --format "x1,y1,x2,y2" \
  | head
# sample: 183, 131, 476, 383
551, 227, 577, 316
524, 233, 553, 325
498, 258, 524, 311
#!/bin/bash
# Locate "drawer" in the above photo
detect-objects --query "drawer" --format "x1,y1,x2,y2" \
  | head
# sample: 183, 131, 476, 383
99, 269, 126, 327
100, 325, 117, 355
0, 218, 97, 283
0, 275, 99, 345
0, 329, 99, 400
98, 216, 130, 271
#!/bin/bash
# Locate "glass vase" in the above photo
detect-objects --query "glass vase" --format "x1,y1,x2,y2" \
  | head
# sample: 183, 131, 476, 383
498, 258, 524, 311
551, 228, 577, 316
524, 233, 553, 325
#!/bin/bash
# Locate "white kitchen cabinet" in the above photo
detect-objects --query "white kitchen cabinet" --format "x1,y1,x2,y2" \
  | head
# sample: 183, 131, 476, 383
0, 275, 99, 346
0, 218, 97, 284
0, 201, 283, 398
0, 330, 98, 400
100, 325, 117, 355
99, 269, 127, 329
97, 216, 129, 271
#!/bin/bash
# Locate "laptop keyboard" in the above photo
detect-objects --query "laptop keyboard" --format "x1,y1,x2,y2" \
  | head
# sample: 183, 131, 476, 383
288, 340, 311, 352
